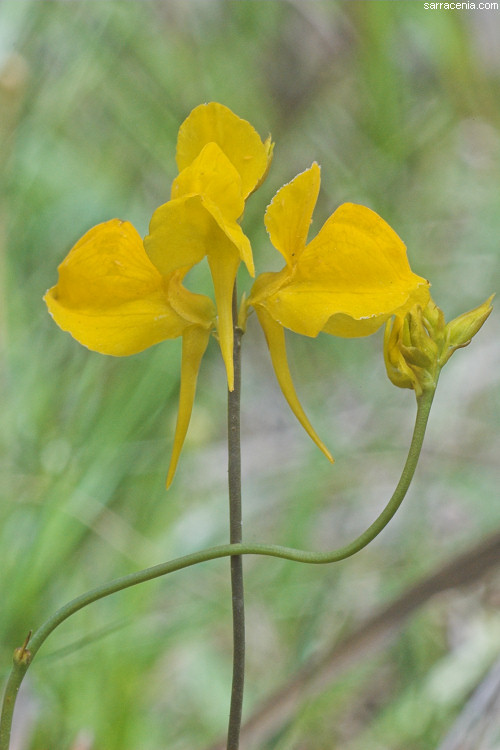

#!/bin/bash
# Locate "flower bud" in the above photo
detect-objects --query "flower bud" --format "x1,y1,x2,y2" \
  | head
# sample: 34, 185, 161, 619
401, 306, 438, 369
384, 315, 421, 394
384, 295, 493, 399
422, 300, 445, 345
441, 295, 494, 365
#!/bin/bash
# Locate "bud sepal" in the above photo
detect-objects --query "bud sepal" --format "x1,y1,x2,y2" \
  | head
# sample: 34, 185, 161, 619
440, 294, 494, 366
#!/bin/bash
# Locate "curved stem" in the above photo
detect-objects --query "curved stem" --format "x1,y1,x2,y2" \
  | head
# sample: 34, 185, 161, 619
0, 668, 25, 750
226, 284, 244, 750
0, 389, 435, 750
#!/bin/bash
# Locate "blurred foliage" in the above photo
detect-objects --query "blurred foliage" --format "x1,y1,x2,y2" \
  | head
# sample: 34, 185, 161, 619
0, 1, 499, 749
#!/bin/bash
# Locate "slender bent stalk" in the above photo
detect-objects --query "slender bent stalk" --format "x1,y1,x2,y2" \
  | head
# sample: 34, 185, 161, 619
0, 389, 435, 750
226, 284, 245, 750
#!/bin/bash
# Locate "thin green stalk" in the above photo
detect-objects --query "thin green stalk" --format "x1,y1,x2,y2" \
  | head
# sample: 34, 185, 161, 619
226, 284, 244, 750
0, 389, 435, 750
0, 664, 26, 750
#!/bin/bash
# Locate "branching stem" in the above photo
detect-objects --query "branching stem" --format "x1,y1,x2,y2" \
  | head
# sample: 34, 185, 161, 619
0, 389, 435, 750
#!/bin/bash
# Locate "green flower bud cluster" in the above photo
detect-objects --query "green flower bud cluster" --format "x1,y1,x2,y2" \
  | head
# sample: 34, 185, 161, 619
384, 295, 493, 398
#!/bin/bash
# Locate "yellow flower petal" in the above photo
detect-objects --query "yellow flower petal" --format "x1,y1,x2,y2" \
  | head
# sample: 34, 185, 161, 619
167, 271, 218, 329
145, 194, 253, 278
251, 135, 274, 196
208, 200, 254, 276
166, 325, 211, 488
255, 203, 430, 338
145, 196, 210, 275
171, 142, 245, 220
176, 102, 271, 199
145, 197, 248, 390
208, 248, 240, 392
169, 142, 254, 275
255, 307, 333, 463
44, 220, 214, 356
264, 163, 320, 266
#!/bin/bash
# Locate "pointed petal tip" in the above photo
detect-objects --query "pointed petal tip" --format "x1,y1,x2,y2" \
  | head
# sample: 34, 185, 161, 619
311, 434, 334, 464
165, 439, 182, 491
225, 362, 235, 392
218, 315, 235, 391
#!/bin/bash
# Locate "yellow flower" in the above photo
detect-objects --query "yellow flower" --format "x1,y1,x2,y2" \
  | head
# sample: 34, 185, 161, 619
44, 103, 272, 487
144, 102, 273, 391
248, 163, 430, 459
44, 219, 215, 488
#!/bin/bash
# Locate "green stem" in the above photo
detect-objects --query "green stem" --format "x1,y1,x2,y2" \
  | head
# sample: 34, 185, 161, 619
0, 389, 435, 750
0, 667, 26, 750
226, 284, 244, 750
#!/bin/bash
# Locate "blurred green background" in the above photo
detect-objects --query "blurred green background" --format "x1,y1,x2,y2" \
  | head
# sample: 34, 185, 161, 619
1, 1, 499, 749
